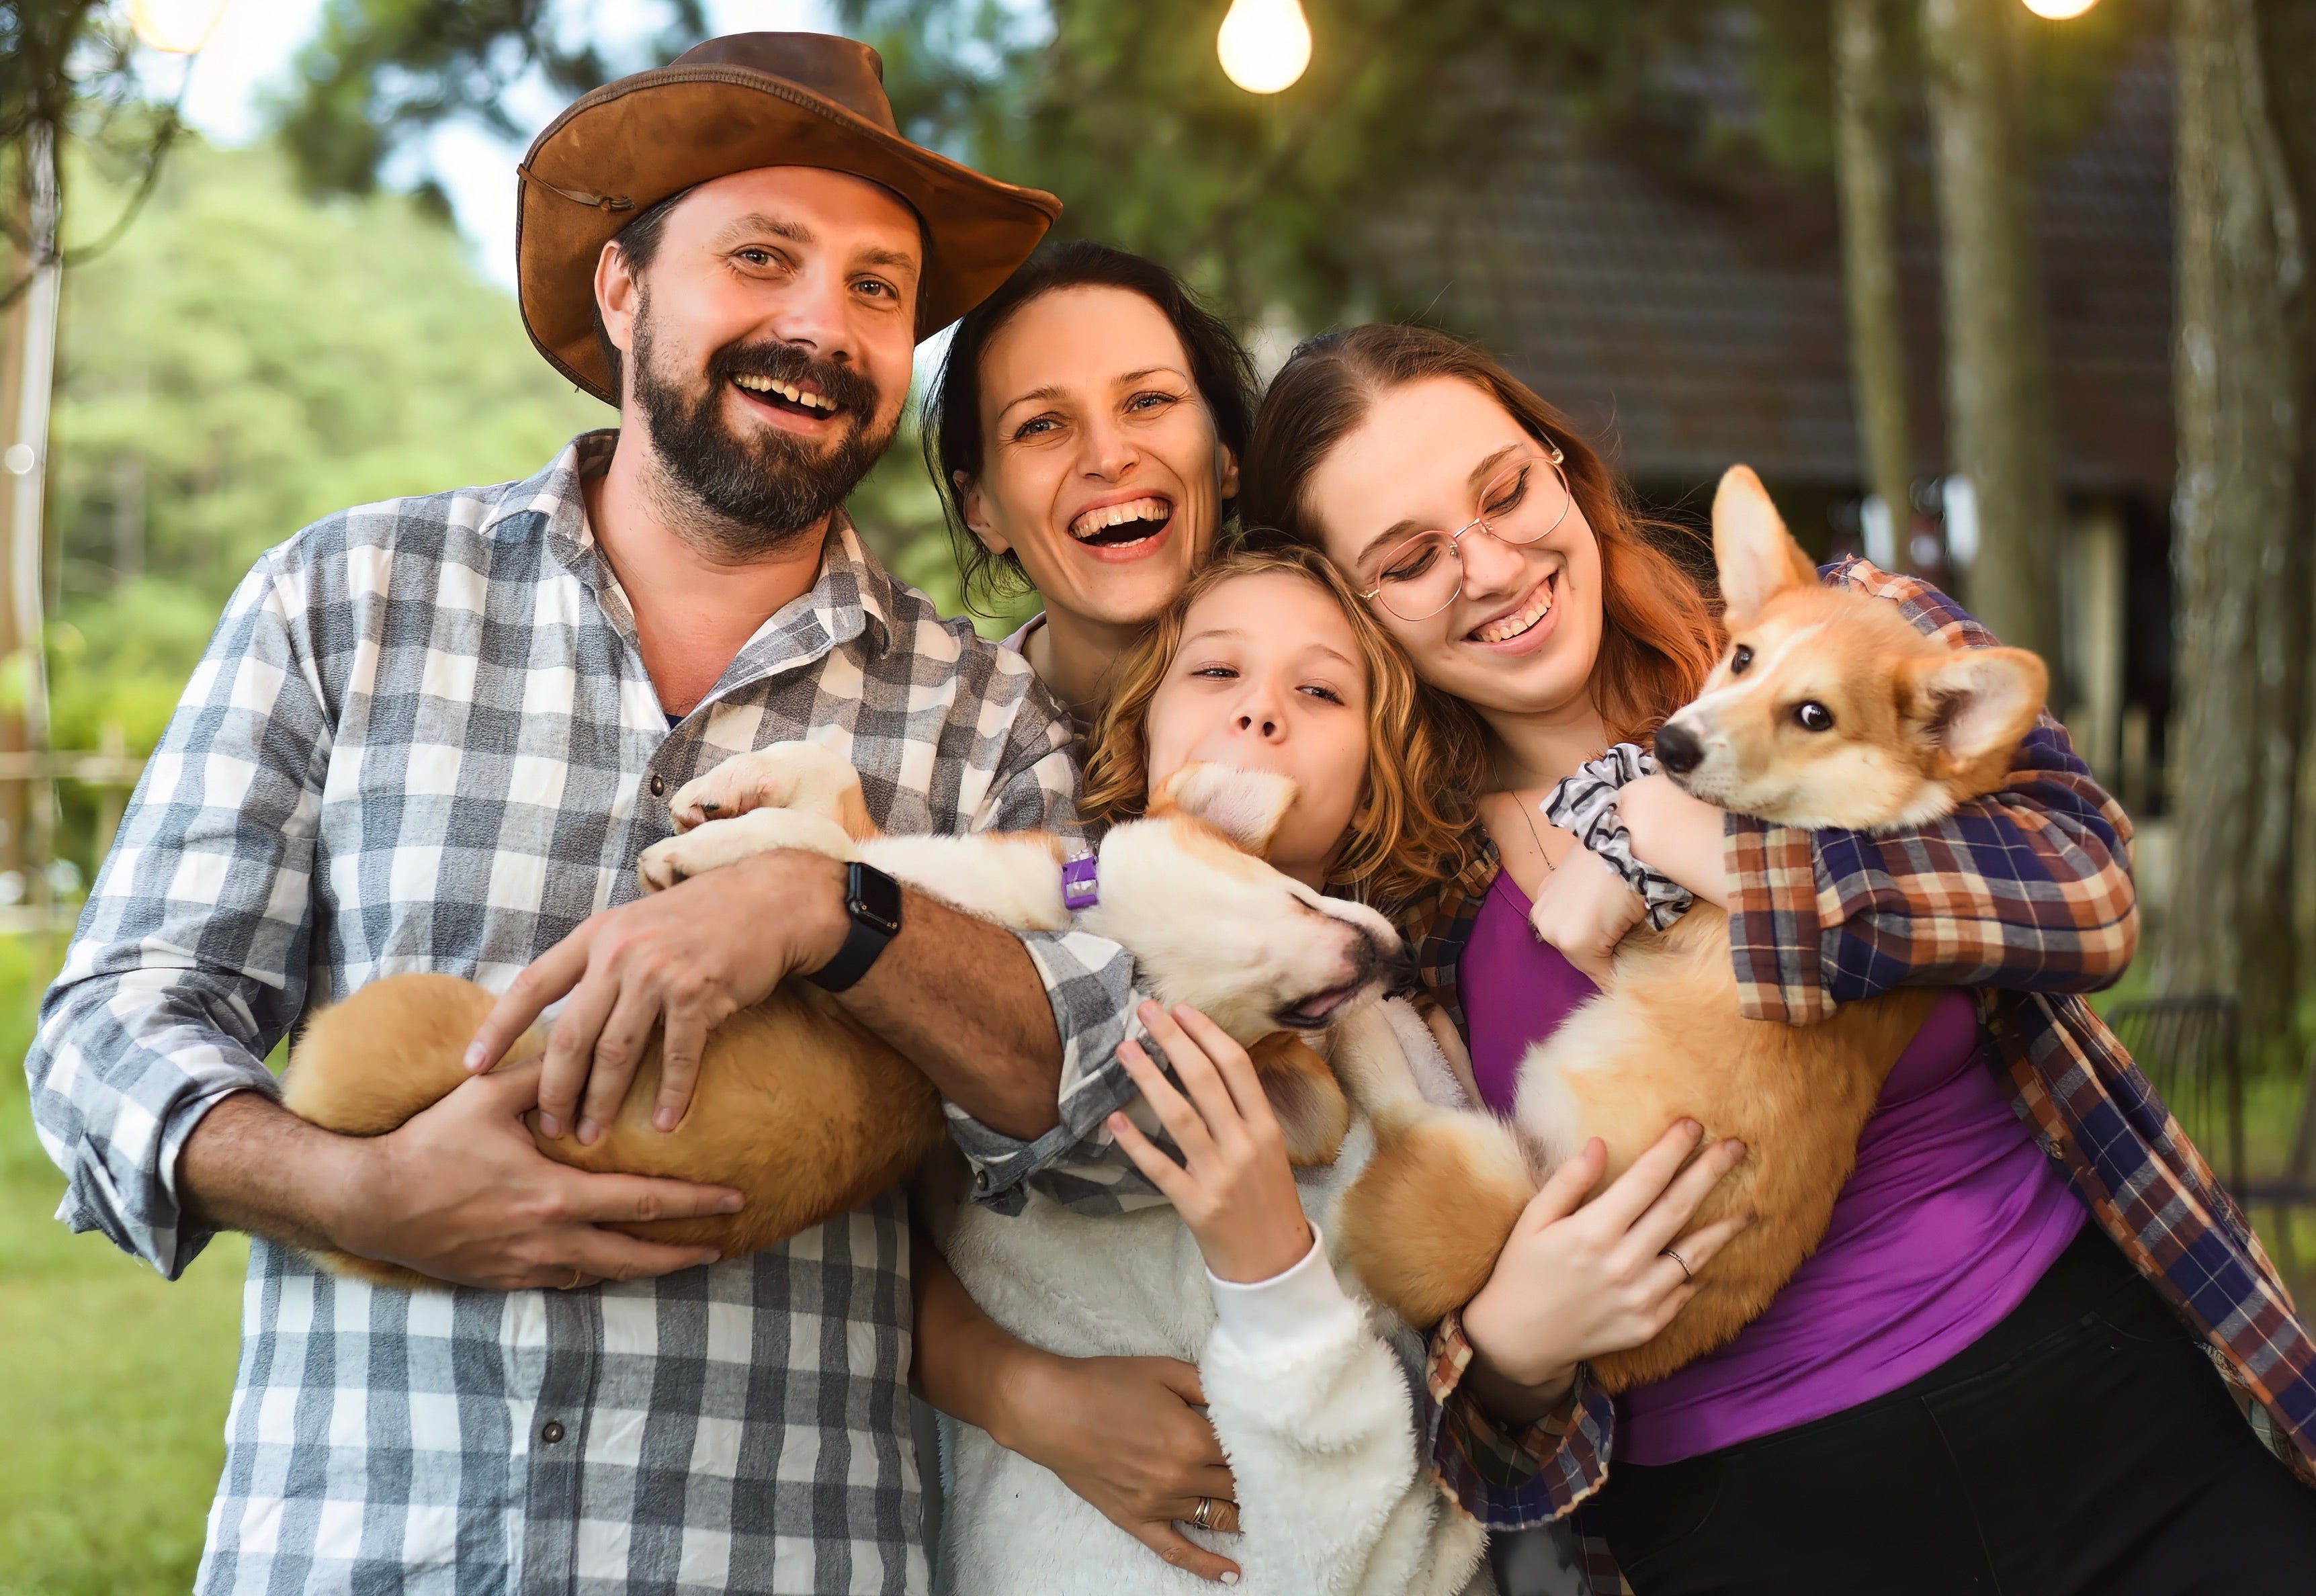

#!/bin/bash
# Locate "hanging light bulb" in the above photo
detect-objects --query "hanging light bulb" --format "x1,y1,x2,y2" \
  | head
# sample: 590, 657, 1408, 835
130, 0, 230, 54
1217, 0, 1312, 95
2020, 0, 2100, 17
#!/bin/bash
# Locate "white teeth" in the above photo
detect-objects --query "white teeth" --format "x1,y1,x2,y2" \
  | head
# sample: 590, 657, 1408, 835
734, 375, 836, 411
1471, 578, 1555, 644
1068, 496, 1171, 539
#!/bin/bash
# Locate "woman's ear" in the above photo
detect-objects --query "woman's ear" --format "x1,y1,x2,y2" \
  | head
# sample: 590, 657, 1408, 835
1217, 443, 1242, 502
955, 471, 1011, 556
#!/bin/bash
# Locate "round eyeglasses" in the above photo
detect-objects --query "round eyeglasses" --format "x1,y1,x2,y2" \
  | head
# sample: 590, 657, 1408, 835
1357, 449, 1572, 623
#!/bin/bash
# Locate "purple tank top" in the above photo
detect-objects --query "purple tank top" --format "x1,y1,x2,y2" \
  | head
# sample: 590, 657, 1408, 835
1457, 871, 2084, 1464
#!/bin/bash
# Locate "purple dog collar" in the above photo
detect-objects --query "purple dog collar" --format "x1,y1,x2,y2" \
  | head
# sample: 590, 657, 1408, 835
1062, 853, 1099, 912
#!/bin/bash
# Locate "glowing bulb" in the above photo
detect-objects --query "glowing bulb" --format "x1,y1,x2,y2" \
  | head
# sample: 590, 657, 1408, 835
2020, 0, 2100, 17
1218, 0, 1312, 95
130, 0, 229, 54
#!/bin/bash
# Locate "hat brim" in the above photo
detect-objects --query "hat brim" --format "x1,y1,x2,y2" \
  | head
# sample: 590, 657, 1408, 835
517, 63, 1060, 404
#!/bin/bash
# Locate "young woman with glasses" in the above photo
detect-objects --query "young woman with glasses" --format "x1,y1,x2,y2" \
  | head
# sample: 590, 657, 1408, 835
1239, 323, 2316, 1595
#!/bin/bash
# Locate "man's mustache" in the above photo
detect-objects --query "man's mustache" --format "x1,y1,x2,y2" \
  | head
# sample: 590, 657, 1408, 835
708, 341, 880, 423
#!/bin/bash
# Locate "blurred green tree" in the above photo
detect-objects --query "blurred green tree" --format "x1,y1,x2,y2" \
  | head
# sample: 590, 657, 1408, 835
45, 138, 600, 815
275, 0, 705, 214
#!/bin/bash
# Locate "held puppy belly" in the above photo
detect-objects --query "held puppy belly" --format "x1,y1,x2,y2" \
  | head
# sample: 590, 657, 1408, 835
542, 987, 947, 1256
282, 973, 524, 1134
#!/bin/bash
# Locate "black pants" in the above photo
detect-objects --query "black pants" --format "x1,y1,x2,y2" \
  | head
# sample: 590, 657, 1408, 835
1592, 1224, 2316, 1595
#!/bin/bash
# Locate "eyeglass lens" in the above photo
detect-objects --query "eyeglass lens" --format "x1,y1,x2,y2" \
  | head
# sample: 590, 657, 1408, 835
1372, 455, 1570, 623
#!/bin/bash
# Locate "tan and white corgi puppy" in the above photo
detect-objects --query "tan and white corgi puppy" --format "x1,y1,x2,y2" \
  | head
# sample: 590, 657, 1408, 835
1332, 465, 2049, 1392
282, 760, 1381, 1290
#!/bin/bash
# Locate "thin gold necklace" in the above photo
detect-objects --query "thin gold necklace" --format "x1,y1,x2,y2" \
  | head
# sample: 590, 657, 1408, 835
1513, 787, 1557, 874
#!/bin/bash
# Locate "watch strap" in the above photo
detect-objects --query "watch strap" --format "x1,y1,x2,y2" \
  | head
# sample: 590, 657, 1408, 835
805, 861, 902, 993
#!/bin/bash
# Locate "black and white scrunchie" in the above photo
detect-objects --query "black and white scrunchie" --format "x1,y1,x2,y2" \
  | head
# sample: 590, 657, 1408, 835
1540, 743, 1697, 931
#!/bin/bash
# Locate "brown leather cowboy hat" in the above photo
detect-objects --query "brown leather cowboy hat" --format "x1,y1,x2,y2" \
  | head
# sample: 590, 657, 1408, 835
516, 32, 1061, 404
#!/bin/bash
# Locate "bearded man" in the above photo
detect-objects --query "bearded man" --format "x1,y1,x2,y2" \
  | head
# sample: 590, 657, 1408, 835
26, 36, 1143, 1595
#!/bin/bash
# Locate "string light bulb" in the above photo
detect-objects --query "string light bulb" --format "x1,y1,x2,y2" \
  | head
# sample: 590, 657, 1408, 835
2020, 0, 2100, 17
1217, 0, 1312, 95
130, 0, 230, 54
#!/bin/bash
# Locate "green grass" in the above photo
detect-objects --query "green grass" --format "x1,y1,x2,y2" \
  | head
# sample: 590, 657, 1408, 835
0, 936, 247, 1596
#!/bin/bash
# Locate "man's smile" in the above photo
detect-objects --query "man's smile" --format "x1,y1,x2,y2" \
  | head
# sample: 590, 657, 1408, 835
730, 372, 848, 427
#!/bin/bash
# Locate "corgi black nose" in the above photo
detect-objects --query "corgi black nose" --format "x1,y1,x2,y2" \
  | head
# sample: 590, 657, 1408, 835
1655, 721, 1703, 775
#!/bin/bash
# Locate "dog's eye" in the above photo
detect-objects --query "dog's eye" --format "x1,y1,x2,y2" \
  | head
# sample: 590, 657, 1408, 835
1730, 644, 1753, 676
1794, 701, 1835, 734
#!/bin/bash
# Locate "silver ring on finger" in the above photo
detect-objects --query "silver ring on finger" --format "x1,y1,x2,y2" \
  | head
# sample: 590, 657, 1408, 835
1660, 1245, 1693, 1284
558, 1268, 587, 1291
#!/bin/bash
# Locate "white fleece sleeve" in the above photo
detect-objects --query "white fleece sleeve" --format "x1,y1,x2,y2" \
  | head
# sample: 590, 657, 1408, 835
1199, 1229, 1488, 1595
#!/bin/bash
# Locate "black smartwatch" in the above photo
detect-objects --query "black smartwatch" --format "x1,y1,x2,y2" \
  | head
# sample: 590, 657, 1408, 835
805, 860, 903, 992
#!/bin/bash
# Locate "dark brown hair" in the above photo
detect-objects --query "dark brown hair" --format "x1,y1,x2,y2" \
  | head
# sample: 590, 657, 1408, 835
923, 240, 1258, 614
1239, 324, 1721, 748
1079, 543, 1482, 914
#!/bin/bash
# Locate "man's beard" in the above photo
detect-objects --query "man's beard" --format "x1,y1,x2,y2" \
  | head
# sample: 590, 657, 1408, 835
630, 296, 894, 560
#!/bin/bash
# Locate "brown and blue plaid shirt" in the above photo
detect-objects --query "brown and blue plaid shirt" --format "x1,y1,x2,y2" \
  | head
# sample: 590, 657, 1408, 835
1406, 558, 2316, 1591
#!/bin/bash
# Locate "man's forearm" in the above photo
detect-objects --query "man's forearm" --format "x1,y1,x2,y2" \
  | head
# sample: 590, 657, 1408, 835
177, 1090, 362, 1253
837, 884, 1063, 1141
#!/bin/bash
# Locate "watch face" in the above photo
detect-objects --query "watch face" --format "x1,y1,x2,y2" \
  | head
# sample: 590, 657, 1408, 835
850, 863, 904, 938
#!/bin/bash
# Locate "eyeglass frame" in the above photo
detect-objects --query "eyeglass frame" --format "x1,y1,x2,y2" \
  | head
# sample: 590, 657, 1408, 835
1356, 445, 1574, 623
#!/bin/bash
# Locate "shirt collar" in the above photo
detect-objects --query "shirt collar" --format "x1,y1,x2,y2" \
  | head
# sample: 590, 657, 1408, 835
482, 431, 900, 664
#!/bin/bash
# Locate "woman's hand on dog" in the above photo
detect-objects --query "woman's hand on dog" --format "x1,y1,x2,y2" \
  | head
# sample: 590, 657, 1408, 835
995, 1351, 1244, 1583
1459, 1121, 1751, 1422
1107, 1001, 1316, 1286
1527, 842, 1648, 987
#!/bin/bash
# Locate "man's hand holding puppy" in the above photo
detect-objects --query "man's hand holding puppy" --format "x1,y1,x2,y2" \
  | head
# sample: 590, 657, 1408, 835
462, 845, 1069, 1149
179, 1065, 741, 1292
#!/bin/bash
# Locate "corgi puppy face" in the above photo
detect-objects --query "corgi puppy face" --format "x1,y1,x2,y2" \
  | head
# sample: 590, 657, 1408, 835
1653, 467, 2048, 832
1083, 763, 1406, 1042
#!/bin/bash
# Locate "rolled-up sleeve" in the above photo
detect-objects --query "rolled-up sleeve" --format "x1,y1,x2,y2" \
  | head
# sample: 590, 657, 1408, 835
941, 719, 1159, 1214
25, 552, 329, 1276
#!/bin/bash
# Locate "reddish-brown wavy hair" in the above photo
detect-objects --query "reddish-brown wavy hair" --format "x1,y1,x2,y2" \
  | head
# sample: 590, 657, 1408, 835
1078, 543, 1484, 913
1238, 324, 1721, 750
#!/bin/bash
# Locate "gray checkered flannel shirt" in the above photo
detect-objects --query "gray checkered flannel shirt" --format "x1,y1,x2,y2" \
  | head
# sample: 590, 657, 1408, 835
24, 433, 1154, 1595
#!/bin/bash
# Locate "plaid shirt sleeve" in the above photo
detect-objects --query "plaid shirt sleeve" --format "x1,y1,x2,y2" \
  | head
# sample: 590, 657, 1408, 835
1727, 559, 2139, 1026
938, 710, 1156, 1214
23, 549, 327, 1278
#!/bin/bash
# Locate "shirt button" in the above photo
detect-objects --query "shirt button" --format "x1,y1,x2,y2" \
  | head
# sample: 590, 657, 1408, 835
648, 772, 666, 799
540, 1420, 566, 1444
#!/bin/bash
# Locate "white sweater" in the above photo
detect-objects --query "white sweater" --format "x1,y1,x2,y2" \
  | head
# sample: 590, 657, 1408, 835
929, 999, 1493, 1596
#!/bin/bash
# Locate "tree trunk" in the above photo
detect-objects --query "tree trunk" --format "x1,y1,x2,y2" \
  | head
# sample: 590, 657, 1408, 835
1834, 0, 1916, 573
2164, 0, 2309, 1067
2254, 0, 2316, 1037
1920, 0, 2066, 678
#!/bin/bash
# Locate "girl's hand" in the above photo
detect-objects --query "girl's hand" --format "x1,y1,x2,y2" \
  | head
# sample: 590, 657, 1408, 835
1460, 1122, 1752, 1422
996, 1352, 1244, 1584
1108, 1000, 1315, 1286
1527, 841, 1647, 987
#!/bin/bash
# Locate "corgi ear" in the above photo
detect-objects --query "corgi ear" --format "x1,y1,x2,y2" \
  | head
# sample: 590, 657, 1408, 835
1247, 1032, 1350, 1167
1149, 764, 1299, 856
1713, 466, 1819, 627
1901, 647, 2049, 768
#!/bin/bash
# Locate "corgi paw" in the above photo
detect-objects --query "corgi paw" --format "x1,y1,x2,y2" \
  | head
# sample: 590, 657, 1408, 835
639, 809, 859, 892
667, 742, 873, 838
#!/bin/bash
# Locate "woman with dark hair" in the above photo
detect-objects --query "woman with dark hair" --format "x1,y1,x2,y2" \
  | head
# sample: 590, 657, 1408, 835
921, 238, 1256, 720
1240, 322, 2316, 1595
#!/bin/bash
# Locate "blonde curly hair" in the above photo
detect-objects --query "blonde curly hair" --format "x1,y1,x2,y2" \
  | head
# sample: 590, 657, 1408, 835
1078, 543, 1484, 914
